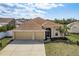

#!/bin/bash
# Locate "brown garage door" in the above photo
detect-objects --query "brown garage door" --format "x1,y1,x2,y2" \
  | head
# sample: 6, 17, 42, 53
14, 32, 33, 40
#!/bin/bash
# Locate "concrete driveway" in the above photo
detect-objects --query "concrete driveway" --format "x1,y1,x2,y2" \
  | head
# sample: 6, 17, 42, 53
0, 40, 46, 56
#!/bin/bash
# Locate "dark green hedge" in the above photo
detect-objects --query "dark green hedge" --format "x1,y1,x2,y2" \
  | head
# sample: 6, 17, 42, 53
0, 25, 15, 32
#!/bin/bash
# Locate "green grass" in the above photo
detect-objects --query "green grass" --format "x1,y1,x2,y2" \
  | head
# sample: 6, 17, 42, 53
0, 37, 11, 50
45, 42, 79, 56
45, 34, 79, 56
66, 34, 79, 43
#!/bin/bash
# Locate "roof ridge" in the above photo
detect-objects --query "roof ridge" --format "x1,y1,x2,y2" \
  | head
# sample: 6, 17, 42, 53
31, 20, 42, 27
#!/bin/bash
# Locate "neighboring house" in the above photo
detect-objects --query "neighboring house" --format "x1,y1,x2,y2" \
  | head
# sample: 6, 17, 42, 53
0, 18, 15, 39
0, 18, 15, 27
15, 19, 31, 27
13, 17, 64, 40
15, 20, 23, 28
67, 21, 79, 33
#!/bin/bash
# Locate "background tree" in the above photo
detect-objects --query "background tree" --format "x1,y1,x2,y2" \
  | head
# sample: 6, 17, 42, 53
53, 18, 78, 25
0, 26, 7, 32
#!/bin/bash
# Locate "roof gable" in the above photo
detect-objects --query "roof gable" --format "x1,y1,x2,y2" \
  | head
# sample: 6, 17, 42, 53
32, 17, 46, 26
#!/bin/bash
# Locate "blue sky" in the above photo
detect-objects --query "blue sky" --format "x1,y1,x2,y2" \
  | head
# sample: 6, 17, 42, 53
0, 3, 79, 19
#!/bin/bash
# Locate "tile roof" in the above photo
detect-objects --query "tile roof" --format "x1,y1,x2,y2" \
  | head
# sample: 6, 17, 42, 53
15, 17, 62, 30
15, 20, 43, 30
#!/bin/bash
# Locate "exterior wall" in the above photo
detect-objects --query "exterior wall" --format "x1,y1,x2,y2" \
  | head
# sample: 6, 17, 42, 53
51, 28, 64, 38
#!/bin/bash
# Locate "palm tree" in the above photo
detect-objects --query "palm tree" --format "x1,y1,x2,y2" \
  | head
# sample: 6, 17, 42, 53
58, 25, 70, 36
63, 25, 70, 35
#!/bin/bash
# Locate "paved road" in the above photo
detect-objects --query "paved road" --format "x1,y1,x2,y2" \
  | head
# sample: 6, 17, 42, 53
0, 40, 46, 56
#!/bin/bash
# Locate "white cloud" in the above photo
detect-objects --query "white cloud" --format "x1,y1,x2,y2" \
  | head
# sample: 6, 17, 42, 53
35, 9, 46, 14
0, 3, 64, 19
32, 3, 64, 9
58, 4, 64, 7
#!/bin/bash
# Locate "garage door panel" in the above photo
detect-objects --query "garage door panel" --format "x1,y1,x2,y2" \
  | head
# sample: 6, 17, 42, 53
14, 32, 33, 40
35, 32, 45, 40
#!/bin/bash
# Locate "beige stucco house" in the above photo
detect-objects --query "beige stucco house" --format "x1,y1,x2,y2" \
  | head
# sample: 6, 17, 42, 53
13, 17, 64, 40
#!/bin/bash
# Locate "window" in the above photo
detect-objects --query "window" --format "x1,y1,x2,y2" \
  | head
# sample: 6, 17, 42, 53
55, 33, 58, 36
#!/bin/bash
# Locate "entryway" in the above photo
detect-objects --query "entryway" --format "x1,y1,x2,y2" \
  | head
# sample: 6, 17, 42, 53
45, 28, 51, 40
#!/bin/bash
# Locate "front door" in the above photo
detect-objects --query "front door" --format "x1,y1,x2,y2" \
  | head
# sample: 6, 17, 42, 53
45, 28, 51, 39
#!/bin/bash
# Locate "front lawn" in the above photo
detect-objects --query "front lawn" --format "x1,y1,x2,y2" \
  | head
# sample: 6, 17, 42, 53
45, 34, 79, 56
45, 41, 79, 56
0, 37, 12, 50
66, 34, 79, 43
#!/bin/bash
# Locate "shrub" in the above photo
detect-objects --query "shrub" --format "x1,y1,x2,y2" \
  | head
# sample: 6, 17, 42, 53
77, 41, 79, 45
7, 25, 15, 30
0, 26, 7, 32
0, 25, 15, 32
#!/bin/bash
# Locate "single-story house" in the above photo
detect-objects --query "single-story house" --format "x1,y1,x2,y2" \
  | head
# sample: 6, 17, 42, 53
13, 17, 64, 40
0, 18, 15, 27
67, 21, 79, 33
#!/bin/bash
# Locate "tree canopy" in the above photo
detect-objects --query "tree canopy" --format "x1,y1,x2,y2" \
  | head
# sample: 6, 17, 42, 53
53, 18, 78, 25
